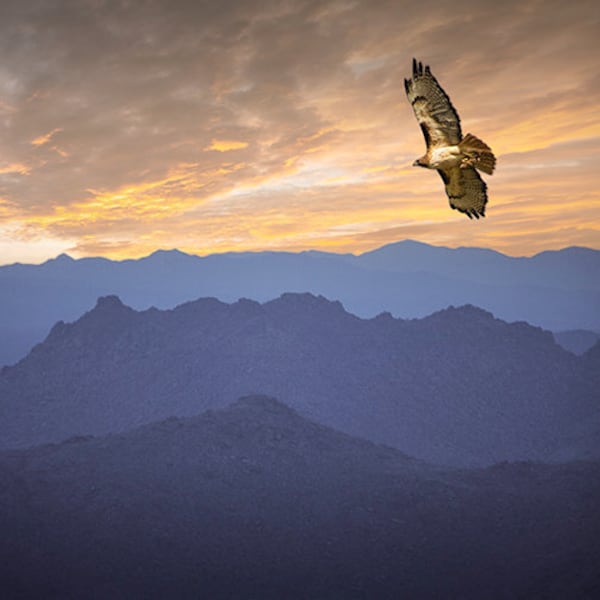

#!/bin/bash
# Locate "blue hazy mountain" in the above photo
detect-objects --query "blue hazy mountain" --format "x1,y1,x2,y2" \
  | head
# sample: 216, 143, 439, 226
1, 395, 598, 599
553, 329, 600, 355
2, 293, 598, 466
1, 240, 599, 366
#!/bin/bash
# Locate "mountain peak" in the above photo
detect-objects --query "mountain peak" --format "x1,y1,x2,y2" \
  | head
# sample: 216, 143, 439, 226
82, 295, 135, 324
228, 394, 299, 416
420, 304, 497, 327
267, 292, 346, 314
146, 249, 195, 262
71, 295, 134, 333
95, 295, 127, 310
45, 252, 75, 264
437, 304, 495, 320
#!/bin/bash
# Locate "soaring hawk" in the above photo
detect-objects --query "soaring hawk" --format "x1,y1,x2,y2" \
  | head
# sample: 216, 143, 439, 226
405, 59, 496, 219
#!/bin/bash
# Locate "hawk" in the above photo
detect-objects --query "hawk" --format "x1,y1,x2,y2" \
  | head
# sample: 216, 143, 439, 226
404, 59, 496, 219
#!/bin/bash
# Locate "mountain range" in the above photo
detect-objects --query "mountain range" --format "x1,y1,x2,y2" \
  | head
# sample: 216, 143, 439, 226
2, 240, 599, 366
2, 395, 599, 599
2, 241, 600, 597
2, 292, 598, 466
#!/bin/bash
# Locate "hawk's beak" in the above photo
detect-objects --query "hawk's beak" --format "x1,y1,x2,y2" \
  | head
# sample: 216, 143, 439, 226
412, 160, 420, 167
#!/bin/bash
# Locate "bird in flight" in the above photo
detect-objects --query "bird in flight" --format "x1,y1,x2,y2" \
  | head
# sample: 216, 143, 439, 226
405, 59, 496, 219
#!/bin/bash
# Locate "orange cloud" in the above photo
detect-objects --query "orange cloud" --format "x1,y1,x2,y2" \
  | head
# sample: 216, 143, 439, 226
1, 0, 599, 265
208, 140, 249, 152
31, 128, 62, 147
0, 162, 31, 175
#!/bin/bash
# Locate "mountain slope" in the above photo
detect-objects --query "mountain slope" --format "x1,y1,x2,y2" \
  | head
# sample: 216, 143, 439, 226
1, 240, 599, 366
553, 329, 600, 355
1, 395, 598, 599
1, 293, 596, 466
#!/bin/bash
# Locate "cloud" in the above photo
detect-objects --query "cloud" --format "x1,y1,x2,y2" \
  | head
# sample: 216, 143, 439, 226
0, 0, 599, 264
208, 140, 249, 152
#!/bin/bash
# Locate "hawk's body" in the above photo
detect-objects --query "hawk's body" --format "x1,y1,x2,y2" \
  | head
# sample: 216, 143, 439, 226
404, 59, 496, 219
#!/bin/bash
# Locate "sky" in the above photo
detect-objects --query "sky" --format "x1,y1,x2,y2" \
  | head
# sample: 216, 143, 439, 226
1, 0, 599, 265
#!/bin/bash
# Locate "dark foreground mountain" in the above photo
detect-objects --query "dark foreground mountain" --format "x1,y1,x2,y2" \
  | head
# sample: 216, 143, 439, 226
2, 293, 598, 466
1, 395, 598, 599
2, 240, 599, 366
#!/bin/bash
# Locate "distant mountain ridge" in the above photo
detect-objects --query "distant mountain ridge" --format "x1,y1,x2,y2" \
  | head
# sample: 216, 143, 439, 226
553, 329, 600, 355
1, 239, 599, 366
2, 292, 598, 466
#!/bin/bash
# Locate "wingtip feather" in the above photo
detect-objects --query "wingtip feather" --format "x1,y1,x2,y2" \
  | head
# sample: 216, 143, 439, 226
411, 59, 430, 78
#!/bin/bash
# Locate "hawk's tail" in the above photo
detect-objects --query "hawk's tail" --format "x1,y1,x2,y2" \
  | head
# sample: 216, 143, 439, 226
459, 133, 496, 175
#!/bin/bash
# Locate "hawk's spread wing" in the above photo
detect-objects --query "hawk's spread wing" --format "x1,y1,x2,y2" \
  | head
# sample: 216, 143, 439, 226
438, 166, 487, 219
404, 58, 462, 149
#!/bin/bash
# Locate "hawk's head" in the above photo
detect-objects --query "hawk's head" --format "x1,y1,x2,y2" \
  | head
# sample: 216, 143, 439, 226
413, 157, 428, 168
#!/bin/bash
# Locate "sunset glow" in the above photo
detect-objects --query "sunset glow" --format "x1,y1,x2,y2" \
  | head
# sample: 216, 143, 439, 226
1, 0, 599, 264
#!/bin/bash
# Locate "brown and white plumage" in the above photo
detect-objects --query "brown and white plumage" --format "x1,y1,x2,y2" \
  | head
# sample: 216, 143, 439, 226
404, 59, 496, 219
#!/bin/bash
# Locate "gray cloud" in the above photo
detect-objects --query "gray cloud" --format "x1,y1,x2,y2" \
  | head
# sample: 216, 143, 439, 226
0, 0, 598, 261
